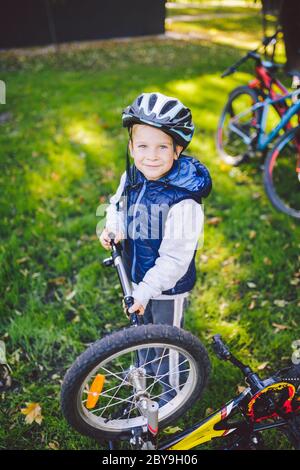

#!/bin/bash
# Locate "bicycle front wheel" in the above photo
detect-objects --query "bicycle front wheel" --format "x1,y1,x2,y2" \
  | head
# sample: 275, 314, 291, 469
216, 86, 261, 166
264, 126, 300, 219
61, 324, 210, 441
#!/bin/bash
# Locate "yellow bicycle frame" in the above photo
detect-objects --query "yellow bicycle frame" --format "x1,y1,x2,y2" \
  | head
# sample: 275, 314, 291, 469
168, 401, 237, 450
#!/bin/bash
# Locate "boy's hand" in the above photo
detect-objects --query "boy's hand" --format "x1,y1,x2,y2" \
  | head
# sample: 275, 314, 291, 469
128, 301, 145, 316
99, 227, 124, 250
122, 299, 145, 316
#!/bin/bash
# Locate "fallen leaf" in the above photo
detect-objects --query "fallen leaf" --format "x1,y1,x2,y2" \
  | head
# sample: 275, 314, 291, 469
21, 402, 43, 425
51, 373, 60, 380
263, 257, 272, 265
249, 230, 256, 239
220, 302, 229, 313
48, 441, 59, 450
20, 269, 29, 277
16, 257, 29, 265
48, 277, 66, 286
272, 323, 291, 333
273, 300, 288, 307
247, 282, 257, 289
65, 290, 76, 301
51, 172, 60, 181
10, 349, 21, 364
248, 301, 256, 310
222, 257, 235, 267
257, 362, 269, 370
0, 341, 9, 367
205, 407, 214, 416
72, 315, 80, 323
290, 278, 299, 286
207, 217, 223, 226
163, 426, 183, 434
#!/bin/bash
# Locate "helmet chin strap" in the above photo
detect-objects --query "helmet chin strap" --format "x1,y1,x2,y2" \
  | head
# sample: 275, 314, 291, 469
125, 126, 134, 188
125, 130, 137, 191
126, 126, 136, 188
126, 142, 132, 185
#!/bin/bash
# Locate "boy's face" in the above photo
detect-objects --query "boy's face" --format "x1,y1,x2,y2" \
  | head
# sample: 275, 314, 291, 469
129, 124, 183, 181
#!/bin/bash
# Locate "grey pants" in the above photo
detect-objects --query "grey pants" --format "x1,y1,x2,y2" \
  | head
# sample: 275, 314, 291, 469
143, 297, 188, 329
137, 297, 189, 401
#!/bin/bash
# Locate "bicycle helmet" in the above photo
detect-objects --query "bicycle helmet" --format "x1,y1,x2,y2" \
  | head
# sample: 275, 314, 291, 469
122, 92, 194, 149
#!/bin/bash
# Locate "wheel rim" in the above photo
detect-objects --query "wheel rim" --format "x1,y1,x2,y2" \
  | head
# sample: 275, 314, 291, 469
76, 342, 200, 433
218, 93, 258, 164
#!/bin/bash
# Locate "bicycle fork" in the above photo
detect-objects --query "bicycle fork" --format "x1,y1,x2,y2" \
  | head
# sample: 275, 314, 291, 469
130, 399, 159, 450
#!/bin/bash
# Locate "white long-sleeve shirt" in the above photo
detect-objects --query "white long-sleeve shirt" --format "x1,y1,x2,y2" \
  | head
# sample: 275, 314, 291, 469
105, 172, 204, 309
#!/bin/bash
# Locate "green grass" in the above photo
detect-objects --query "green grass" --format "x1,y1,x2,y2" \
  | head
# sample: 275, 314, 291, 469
0, 12, 299, 451
166, 6, 259, 17
166, 2, 281, 56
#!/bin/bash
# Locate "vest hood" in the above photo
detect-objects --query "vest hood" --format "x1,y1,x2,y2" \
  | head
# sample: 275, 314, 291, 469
128, 155, 212, 202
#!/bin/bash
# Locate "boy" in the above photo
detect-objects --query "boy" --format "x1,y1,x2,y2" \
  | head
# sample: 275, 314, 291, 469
99, 92, 211, 405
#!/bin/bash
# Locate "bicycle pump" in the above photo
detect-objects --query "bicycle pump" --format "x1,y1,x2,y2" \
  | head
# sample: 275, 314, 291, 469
102, 232, 159, 449
102, 232, 143, 326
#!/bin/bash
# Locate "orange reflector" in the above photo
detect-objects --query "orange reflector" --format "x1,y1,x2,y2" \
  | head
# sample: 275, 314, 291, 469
86, 374, 105, 409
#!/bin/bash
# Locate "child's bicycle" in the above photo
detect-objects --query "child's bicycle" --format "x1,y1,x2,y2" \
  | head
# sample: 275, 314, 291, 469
61, 235, 300, 450
216, 31, 300, 219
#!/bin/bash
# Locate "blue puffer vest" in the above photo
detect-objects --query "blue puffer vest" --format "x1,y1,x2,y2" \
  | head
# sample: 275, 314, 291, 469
121, 155, 212, 295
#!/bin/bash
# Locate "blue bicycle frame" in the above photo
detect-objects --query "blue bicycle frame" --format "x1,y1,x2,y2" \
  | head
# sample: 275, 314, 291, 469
229, 88, 300, 151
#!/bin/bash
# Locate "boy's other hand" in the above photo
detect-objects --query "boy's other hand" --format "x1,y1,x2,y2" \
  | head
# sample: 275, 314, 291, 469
99, 227, 124, 250
128, 301, 145, 315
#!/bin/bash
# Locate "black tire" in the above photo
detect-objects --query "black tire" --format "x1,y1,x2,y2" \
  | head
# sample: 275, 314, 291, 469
216, 86, 262, 165
61, 324, 210, 441
264, 126, 300, 219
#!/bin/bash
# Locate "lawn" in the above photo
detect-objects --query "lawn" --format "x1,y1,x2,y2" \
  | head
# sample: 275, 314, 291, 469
0, 11, 299, 450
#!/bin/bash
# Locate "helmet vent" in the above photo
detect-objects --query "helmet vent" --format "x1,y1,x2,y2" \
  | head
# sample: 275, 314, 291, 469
176, 108, 188, 120
149, 94, 158, 111
160, 100, 177, 115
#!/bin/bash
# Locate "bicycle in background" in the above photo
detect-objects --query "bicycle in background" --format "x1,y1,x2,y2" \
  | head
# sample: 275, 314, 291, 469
216, 32, 300, 219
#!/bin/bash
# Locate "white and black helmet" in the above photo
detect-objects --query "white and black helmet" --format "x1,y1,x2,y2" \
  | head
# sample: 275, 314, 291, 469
122, 92, 194, 149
